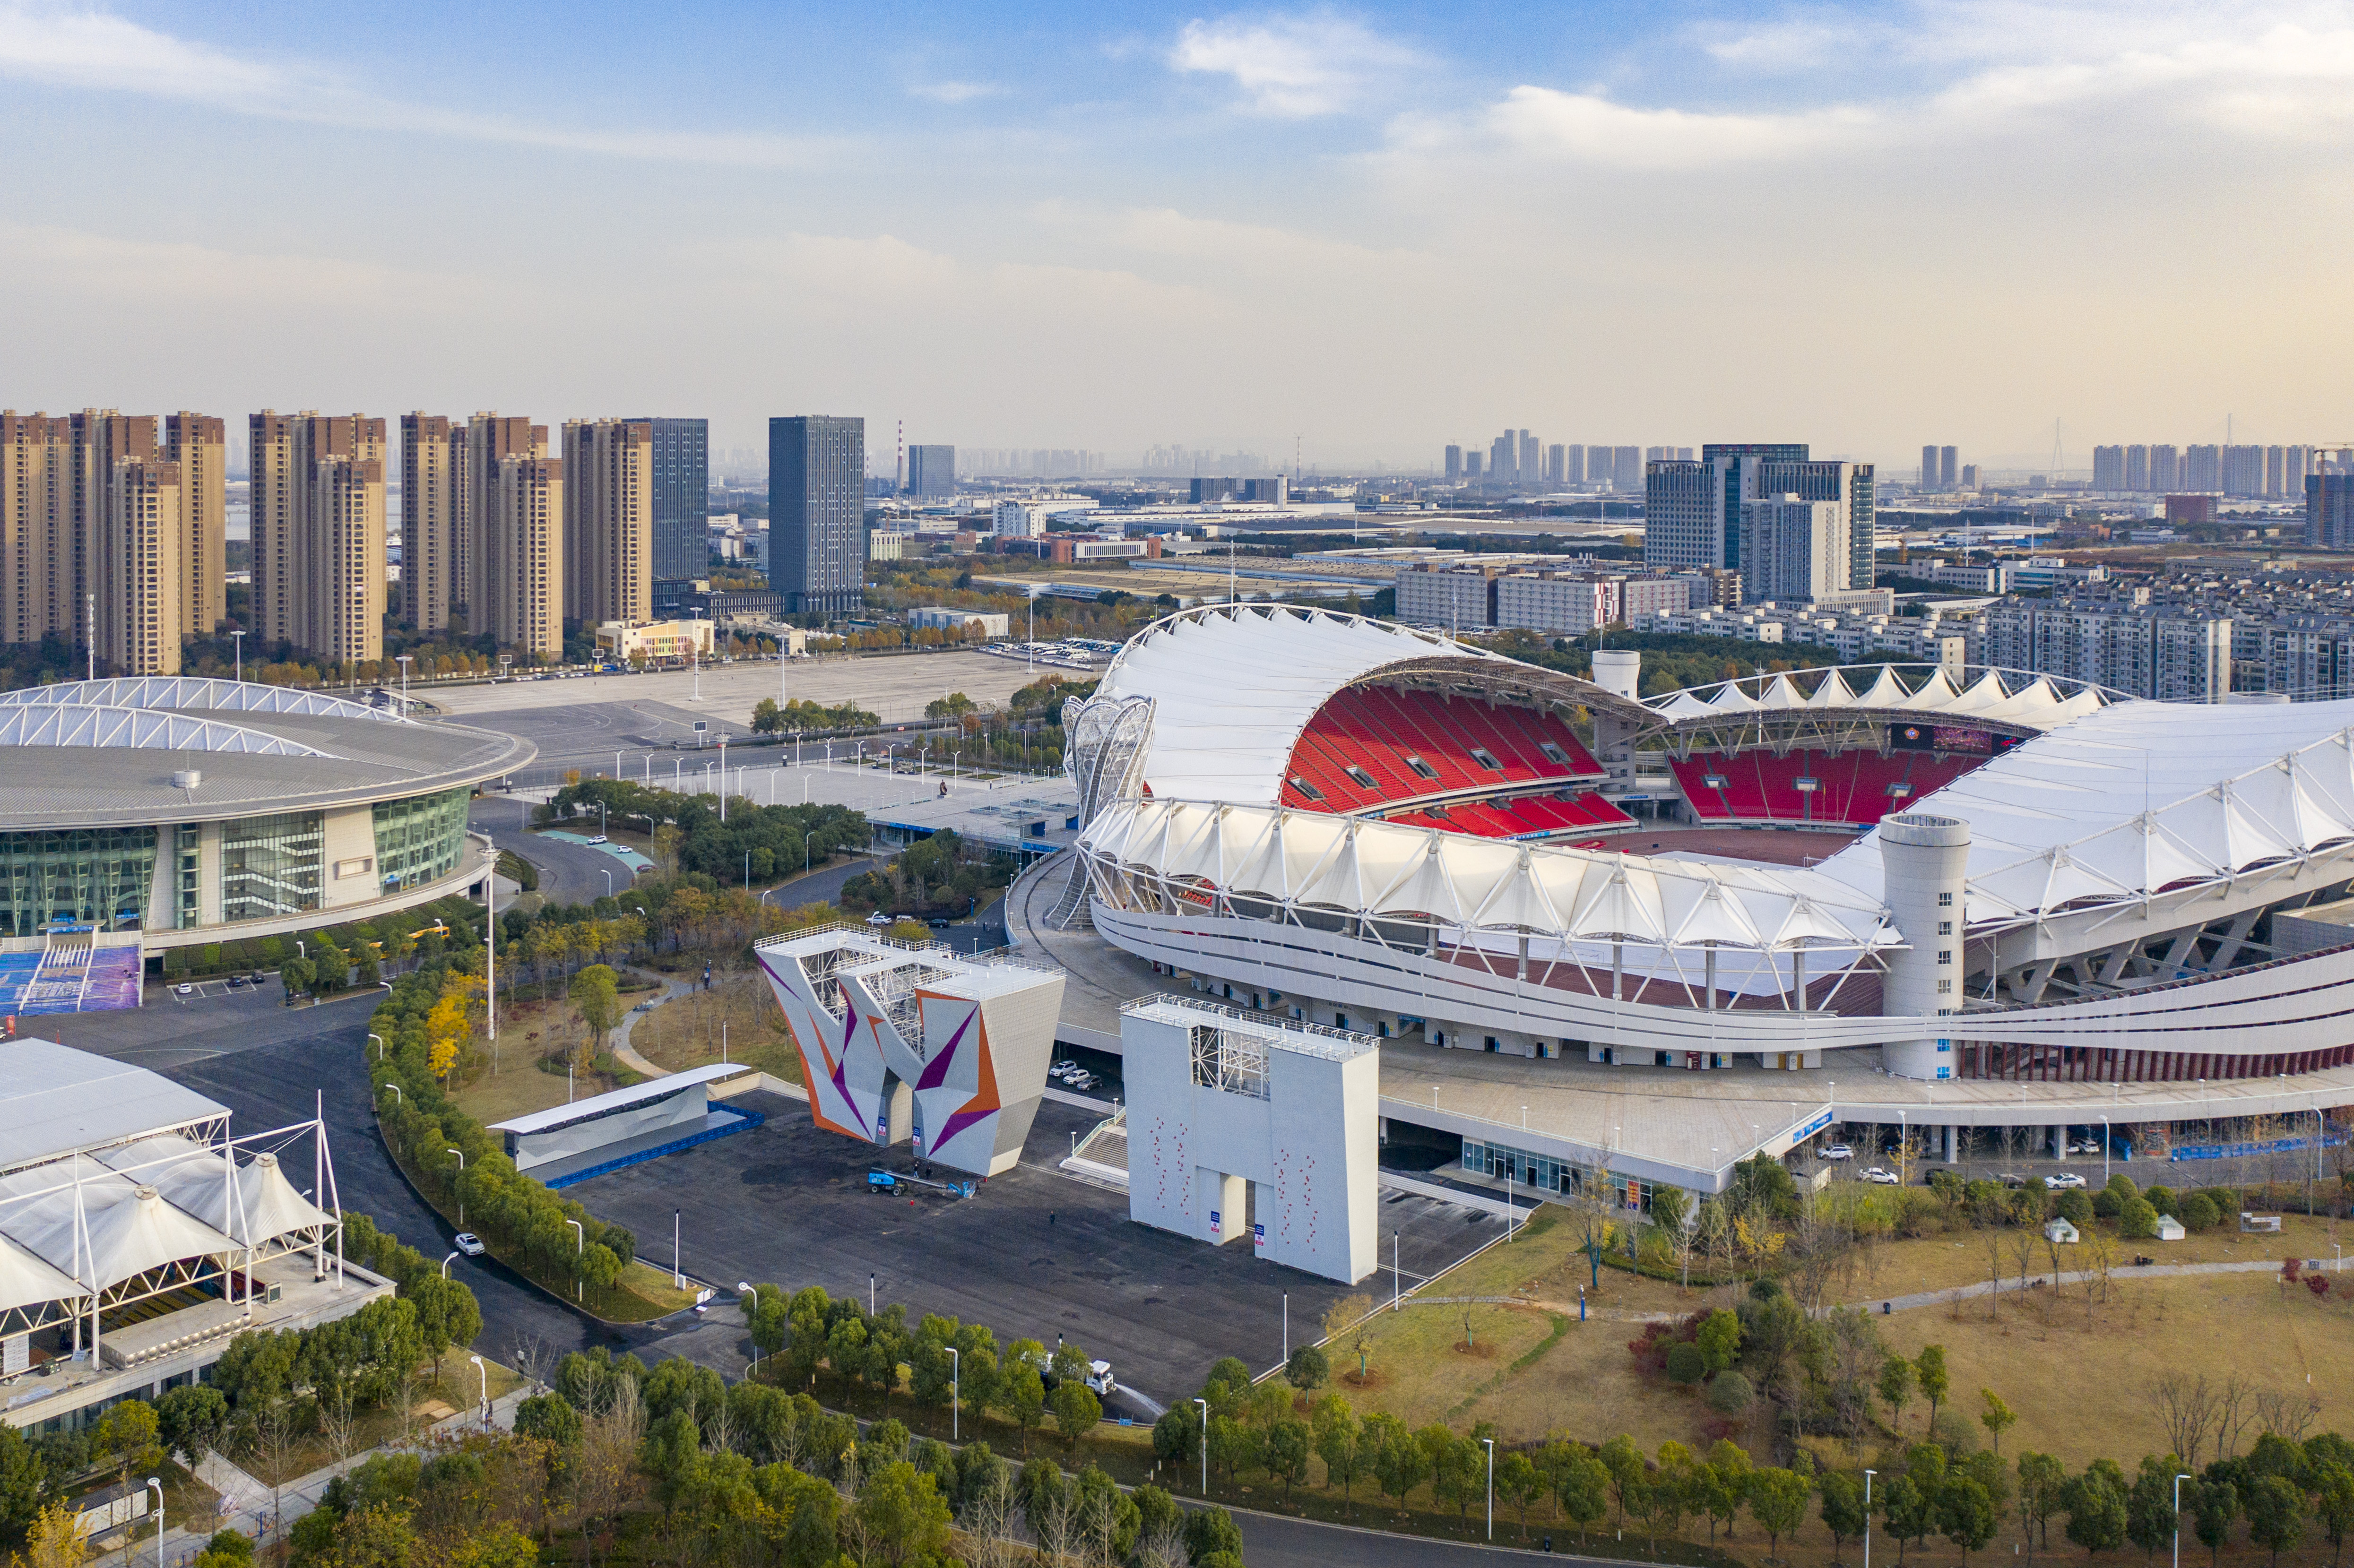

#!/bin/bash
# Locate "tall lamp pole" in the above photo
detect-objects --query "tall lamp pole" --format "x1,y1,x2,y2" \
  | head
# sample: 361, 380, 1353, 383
949, 1346, 961, 1441
1864, 1469, 1876, 1568
1483, 1436, 1495, 1540
1195, 1397, 1209, 1494
2174, 1473, 2193, 1568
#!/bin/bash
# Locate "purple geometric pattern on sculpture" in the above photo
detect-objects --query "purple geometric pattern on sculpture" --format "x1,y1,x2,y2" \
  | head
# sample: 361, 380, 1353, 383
916, 1005, 974, 1092
933, 1103, 994, 1151
829, 1006, 868, 1136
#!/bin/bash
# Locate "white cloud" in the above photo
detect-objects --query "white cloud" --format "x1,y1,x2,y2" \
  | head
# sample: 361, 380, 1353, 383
908, 80, 999, 104
1405, 3, 2354, 173
0, 0, 838, 167
1482, 88, 1876, 169
1169, 9, 1419, 116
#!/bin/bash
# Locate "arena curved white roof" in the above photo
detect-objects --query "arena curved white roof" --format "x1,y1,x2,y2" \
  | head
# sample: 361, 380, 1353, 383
1082, 795, 1896, 954
0, 703, 335, 756
0, 677, 399, 723
1644, 664, 2120, 732
1815, 697, 2354, 923
1094, 606, 1519, 807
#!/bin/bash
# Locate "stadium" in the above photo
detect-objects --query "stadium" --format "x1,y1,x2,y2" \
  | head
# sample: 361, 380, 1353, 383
0, 677, 530, 1014
1036, 606, 2354, 1195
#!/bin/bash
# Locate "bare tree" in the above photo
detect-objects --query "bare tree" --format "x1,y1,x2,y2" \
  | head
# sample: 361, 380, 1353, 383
958, 1468, 1030, 1568
2148, 1373, 2217, 1467
2255, 1385, 2323, 1444
1984, 1231, 2007, 1322
509, 1333, 554, 1396
576, 1374, 644, 1568
2215, 1373, 2258, 1460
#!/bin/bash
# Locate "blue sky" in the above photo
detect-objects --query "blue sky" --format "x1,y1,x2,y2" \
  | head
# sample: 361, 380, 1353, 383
3, 0, 2349, 471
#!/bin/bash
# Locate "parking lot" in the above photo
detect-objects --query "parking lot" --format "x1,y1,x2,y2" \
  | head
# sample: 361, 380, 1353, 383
569, 1092, 1495, 1415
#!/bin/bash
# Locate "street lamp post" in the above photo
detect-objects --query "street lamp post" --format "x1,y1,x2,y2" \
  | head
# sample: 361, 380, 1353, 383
1195, 1397, 1209, 1494
949, 1346, 961, 1441
145, 1477, 162, 1568
2174, 1473, 2193, 1568
232, 629, 244, 681
1483, 1437, 1496, 1540
397, 654, 411, 709
470, 1354, 489, 1429
567, 1219, 584, 1300
446, 1148, 464, 1223
442, 1250, 459, 1278
740, 1282, 760, 1373
1864, 1470, 1876, 1568
370, 1032, 386, 1061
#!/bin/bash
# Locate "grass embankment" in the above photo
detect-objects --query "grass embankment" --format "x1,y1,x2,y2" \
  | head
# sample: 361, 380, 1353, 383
1335, 1199, 2354, 1470
630, 973, 805, 1085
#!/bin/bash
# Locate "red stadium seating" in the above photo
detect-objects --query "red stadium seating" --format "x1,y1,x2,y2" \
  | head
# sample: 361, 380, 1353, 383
1669, 748, 1984, 827
1279, 684, 1601, 814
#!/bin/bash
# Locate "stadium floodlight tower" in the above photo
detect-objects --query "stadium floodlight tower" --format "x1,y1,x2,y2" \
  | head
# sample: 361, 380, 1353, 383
1878, 812, 1972, 1079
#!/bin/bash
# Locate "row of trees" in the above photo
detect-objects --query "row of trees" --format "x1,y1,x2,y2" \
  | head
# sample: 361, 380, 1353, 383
751, 698, 882, 734
369, 961, 642, 1309
539, 779, 869, 887
839, 830, 1014, 920
738, 1284, 1109, 1452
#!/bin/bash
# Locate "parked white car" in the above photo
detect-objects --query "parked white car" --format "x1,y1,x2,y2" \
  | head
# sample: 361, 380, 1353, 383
1862, 1167, 1900, 1185
1821, 1144, 1854, 1161
2044, 1172, 2088, 1189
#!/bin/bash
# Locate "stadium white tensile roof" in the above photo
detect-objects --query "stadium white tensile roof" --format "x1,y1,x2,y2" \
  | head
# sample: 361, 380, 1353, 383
1644, 664, 2117, 732
1083, 796, 1897, 955
0, 1040, 228, 1174
1816, 697, 2354, 925
1093, 606, 1524, 809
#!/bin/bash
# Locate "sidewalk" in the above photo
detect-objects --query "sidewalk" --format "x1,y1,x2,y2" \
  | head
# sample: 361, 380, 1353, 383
89, 1389, 534, 1567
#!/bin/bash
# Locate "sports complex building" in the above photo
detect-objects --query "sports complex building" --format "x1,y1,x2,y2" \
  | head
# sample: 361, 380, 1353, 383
0, 677, 529, 1015
1018, 605, 2354, 1203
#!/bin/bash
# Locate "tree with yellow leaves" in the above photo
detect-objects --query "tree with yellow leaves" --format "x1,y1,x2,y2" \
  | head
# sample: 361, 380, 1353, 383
10, 1500, 92, 1568
424, 972, 483, 1085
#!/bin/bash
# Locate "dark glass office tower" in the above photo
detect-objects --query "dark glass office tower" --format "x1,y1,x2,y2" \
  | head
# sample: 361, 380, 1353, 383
769, 415, 865, 617
631, 416, 708, 586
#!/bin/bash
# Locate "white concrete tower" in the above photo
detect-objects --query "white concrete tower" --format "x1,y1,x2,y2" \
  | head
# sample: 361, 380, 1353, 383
1879, 812, 1971, 1079
1589, 650, 1643, 796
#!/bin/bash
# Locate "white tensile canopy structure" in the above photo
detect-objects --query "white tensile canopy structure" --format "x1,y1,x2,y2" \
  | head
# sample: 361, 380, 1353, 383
1643, 664, 2116, 732
1090, 606, 1536, 808
0, 1040, 346, 1361
1815, 697, 2354, 929
1082, 796, 1897, 978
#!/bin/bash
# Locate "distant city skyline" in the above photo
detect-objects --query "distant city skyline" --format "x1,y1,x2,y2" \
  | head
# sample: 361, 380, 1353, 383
1, 1, 2344, 471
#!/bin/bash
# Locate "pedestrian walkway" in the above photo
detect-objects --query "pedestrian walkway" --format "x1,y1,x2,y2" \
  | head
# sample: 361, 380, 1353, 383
1842, 1253, 2321, 1314
610, 965, 699, 1077
88, 1389, 533, 1567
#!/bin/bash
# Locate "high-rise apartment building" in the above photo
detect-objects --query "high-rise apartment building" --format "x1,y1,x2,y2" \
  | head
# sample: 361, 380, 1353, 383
562, 419, 652, 629
2094, 445, 2125, 491
2184, 445, 2221, 492
769, 416, 865, 618
465, 415, 548, 634
0, 410, 225, 673
1561, 445, 1584, 485
1643, 442, 1872, 593
249, 412, 387, 664
1740, 494, 1847, 603
1489, 432, 1516, 486
164, 414, 225, 640
1519, 432, 1540, 485
1443, 445, 1463, 482
0, 413, 70, 650
1612, 447, 1642, 490
906, 444, 955, 499
104, 459, 184, 676
2224, 445, 2265, 497
1920, 445, 1939, 490
2125, 445, 2150, 491
486, 455, 563, 656
399, 414, 461, 633
634, 417, 708, 585
2150, 445, 2181, 491
1939, 447, 1958, 490
2309, 462, 2354, 551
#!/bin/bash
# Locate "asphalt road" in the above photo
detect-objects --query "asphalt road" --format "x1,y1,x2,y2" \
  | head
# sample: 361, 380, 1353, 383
35, 989, 629, 1370
567, 1092, 1493, 1416
470, 798, 634, 907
